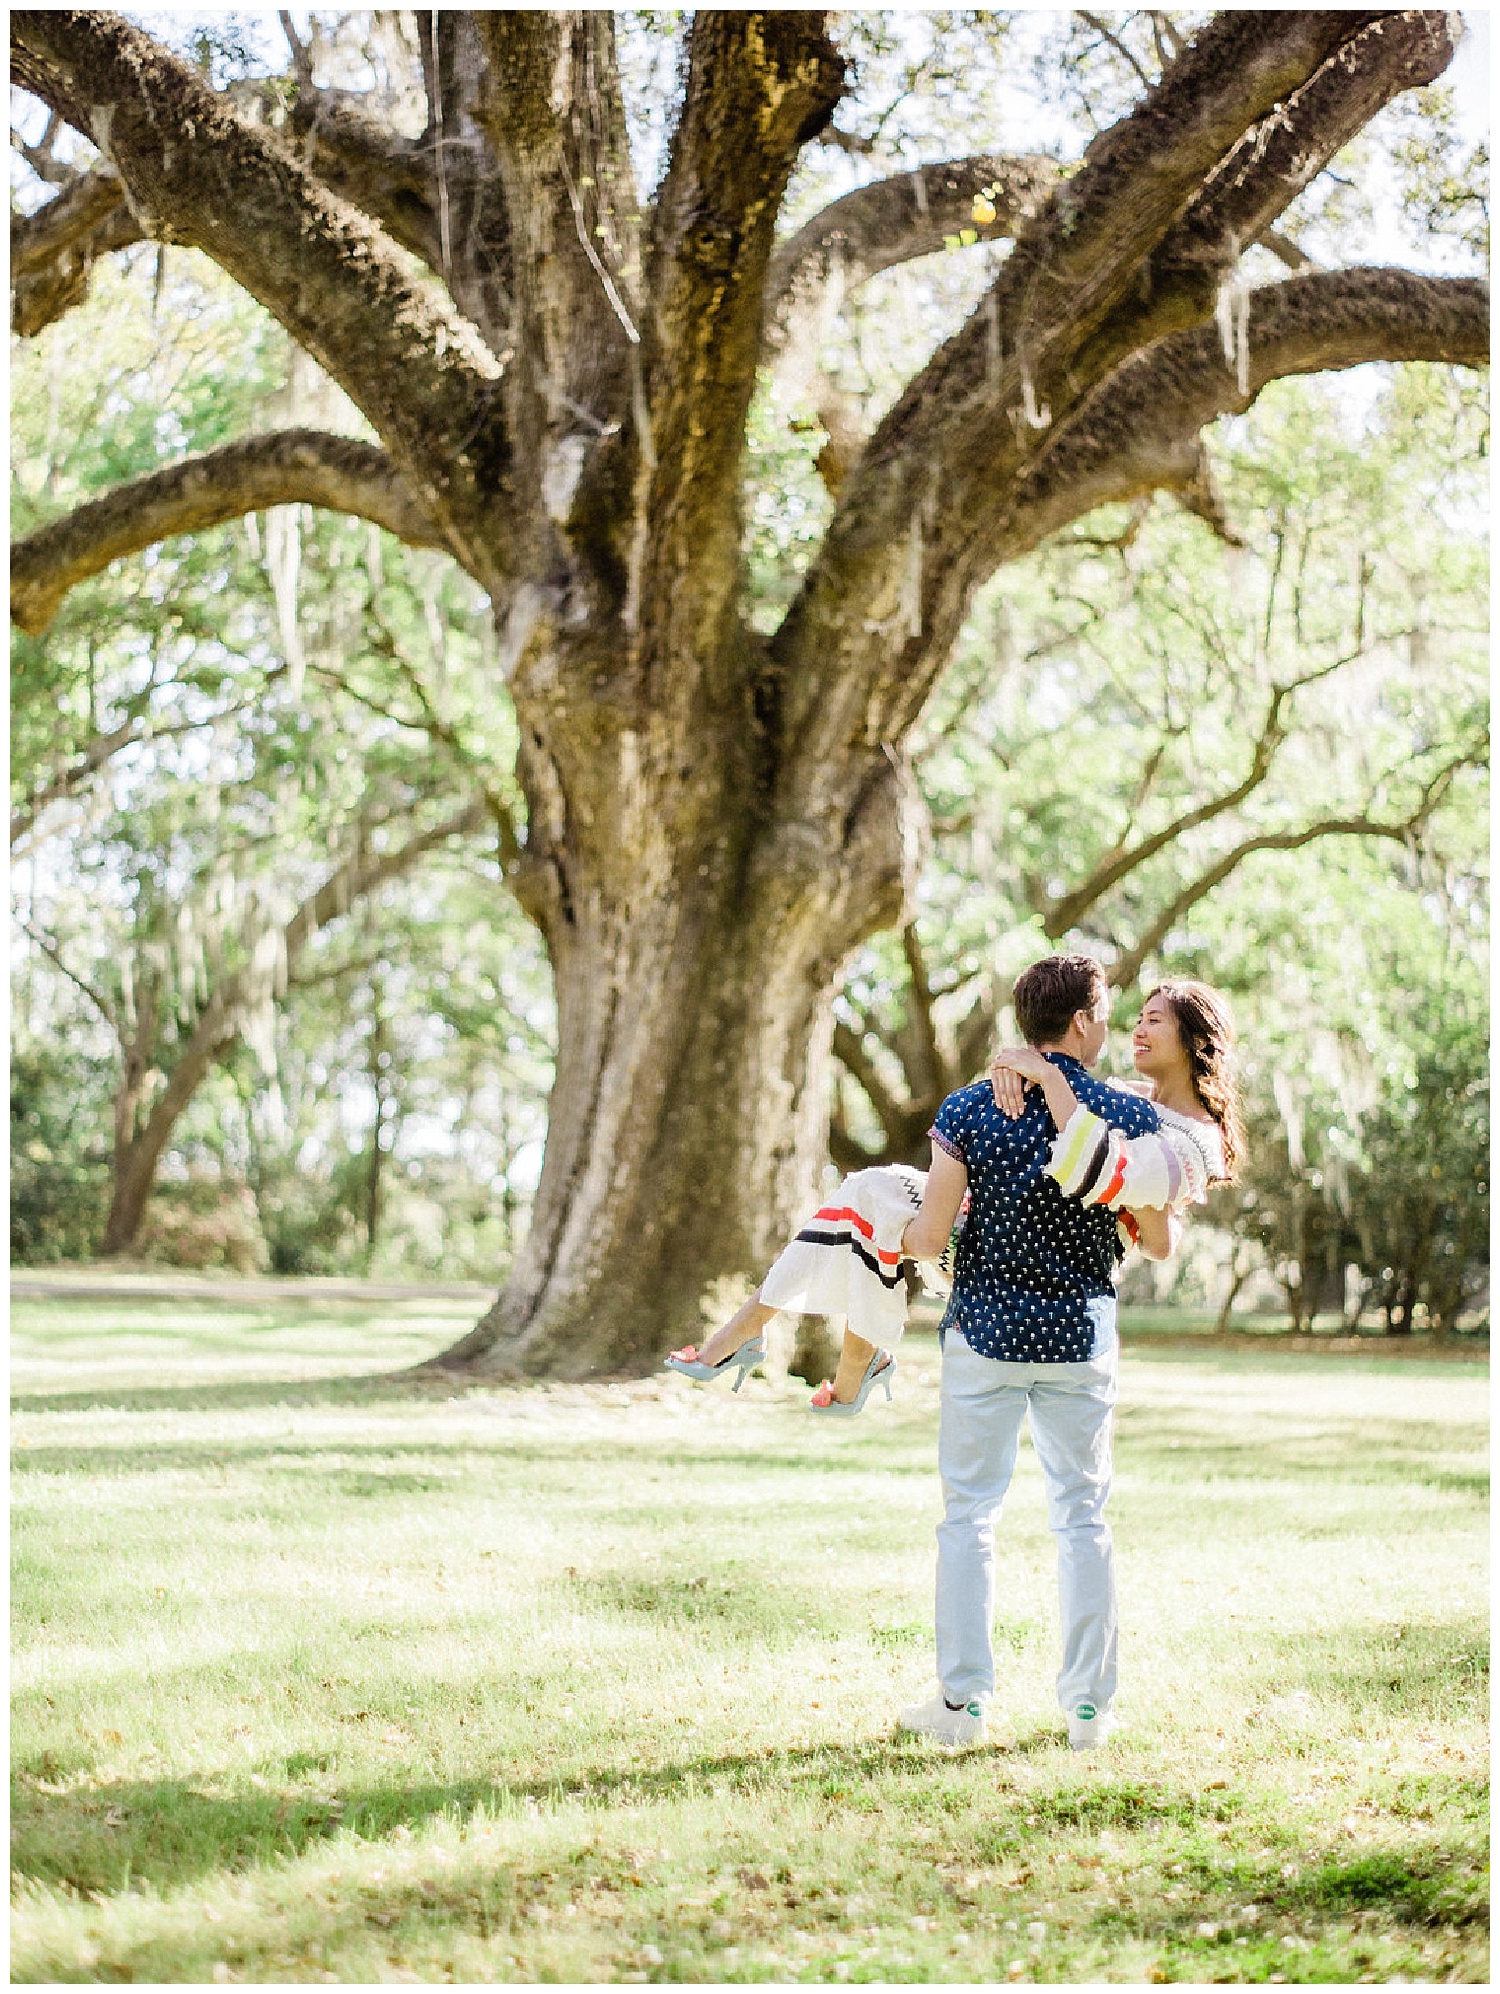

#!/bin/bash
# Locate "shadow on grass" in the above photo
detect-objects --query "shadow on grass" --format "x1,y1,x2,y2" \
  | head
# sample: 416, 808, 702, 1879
9, 1370, 471, 1418
14, 1729, 1489, 1925
8, 1442, 917, 1502
1299, 1621, 1489, 1720
13, 1791, 1485, 1989
20, 1369, 1481, 1491
7, 1722, 1240, 1900
12, 1430, 535, 1478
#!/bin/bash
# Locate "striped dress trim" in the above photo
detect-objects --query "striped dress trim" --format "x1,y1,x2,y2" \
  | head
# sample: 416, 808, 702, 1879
1049, 1108, 1104, 1193
1045, 1104, 1222, 1215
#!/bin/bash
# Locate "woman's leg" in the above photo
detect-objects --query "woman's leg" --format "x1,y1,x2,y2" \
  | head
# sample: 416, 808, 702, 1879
693, 1304, 886, 1399
828, 1328, 880, 1402
693, 1288, 778, 1368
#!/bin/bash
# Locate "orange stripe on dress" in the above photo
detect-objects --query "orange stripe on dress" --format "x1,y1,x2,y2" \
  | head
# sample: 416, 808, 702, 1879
814, 1204, 874, 1238
1098, 1154, 1129, 1206
812, 1205, 902, 1264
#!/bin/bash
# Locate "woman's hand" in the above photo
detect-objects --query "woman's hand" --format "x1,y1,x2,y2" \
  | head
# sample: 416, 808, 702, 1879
989, 1045, 1050, 1118
1130, 1206, 1180, 1261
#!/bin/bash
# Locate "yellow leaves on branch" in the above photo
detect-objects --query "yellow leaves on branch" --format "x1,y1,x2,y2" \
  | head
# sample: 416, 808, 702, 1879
946, 184, 1002, 251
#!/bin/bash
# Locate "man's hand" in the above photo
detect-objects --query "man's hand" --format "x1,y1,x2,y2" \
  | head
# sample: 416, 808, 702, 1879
901, 1147, 970, 1260
989, 1044, 1050, 1118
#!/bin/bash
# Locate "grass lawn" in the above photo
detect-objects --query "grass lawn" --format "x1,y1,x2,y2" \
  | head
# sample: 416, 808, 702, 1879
11, 1293, 1489, 1984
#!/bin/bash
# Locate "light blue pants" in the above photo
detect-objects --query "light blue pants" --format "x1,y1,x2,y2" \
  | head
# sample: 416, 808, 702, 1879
935, 1327, 1119, 1714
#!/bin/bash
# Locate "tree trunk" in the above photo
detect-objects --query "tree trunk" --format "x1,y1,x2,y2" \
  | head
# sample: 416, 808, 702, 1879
1387, 1271, 1416, 1335
100, 1020, 230, 1254
437, 746, 910, 1377
101, 1137, 165, 1257
364, 988, 395, 1258
434, 902, 830, 1376
1213, 1246, 1253, 1335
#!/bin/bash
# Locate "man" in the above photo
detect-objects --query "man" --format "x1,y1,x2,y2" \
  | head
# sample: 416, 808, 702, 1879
894, 953, 1168, 1749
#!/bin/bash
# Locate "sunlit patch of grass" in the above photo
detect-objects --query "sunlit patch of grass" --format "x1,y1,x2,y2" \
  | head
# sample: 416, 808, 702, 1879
11, 1299, 1488, 1982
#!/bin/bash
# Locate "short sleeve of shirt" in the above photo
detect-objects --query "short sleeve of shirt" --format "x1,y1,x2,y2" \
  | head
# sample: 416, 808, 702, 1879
929, 1090, 971, 1165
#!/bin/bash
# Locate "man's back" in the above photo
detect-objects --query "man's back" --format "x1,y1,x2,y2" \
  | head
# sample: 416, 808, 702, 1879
930, 1055, 1159, 1363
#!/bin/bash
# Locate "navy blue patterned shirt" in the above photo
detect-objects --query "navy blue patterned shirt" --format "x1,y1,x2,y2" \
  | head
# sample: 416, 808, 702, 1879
930, 1056, 1160, 1363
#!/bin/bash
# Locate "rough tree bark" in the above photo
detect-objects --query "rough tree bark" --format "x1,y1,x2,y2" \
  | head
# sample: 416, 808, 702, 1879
11, 9, 1486, 1375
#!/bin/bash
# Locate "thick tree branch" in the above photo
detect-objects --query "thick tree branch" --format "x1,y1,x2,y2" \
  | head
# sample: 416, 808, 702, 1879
955, 984, 1001, 1079
1076, 9, 1461, 394
1003, 268, 1489, 557
624, 11, 845, 674
831, 1018, 909, 1144
475, 14, 641, 489
411, 12, 514, 343
12, 10, 512, 594
278, 9, 506, 328
764, 153, 1060, 391
285, 86, 440, 269
827, 1115, 882, 1175
11, 430, 443, 634
771, 11, 1453, 774
11, 161, 141, 334
897, 921, 942, 1109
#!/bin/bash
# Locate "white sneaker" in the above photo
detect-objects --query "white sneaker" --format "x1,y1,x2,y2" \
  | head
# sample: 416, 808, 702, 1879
1067, 1701, 1115, 1750
898, 1691, 987, 1746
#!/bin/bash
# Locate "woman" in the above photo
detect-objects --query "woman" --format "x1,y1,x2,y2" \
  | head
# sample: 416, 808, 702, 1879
989, 979, 1243, 1237
667, 979, 1242, 1412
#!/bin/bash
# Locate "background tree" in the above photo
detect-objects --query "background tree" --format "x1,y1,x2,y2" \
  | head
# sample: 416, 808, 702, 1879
242, 853, 555, 1280
11, 10, 1487, 1375
11, 249, 515, 1257
1187, 830, 1487, 1338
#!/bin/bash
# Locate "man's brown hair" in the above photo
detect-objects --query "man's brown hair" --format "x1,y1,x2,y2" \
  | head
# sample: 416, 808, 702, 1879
1012, 954, 1107, 1046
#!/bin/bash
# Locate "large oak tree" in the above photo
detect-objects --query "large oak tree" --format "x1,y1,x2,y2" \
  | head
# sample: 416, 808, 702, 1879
11, 10, 1487, 1376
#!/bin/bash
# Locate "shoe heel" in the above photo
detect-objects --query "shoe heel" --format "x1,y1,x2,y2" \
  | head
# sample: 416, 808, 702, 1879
730, 1338, 765, 1392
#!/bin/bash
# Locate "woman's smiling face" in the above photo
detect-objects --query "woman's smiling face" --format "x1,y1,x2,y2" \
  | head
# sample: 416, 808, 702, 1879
1132, 991, 1189, 1086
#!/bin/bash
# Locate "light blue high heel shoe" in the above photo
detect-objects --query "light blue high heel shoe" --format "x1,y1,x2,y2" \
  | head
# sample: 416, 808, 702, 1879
664, 1336, 766, 1392
808, 1349, 896, 1417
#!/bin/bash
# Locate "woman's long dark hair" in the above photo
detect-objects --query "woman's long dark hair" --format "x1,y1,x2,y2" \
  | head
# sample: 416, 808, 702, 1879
1148, 980, 1247, 1182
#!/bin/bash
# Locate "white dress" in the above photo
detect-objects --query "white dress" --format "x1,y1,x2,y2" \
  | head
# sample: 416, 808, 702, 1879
758, 1164, 931, 1350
